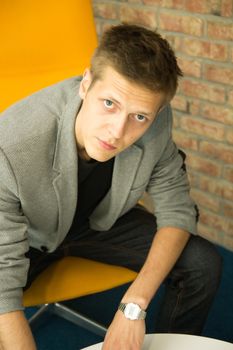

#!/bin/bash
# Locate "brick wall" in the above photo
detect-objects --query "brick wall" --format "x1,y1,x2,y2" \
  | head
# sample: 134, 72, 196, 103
91, 0, 233, 250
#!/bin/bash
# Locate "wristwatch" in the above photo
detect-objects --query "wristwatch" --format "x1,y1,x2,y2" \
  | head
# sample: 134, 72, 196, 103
118, 302, 146, 320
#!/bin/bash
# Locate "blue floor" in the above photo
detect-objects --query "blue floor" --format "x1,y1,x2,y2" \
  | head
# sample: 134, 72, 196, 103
25, 245, 233, 349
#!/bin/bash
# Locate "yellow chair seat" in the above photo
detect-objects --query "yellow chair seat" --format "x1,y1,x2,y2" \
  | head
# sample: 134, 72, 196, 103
23, 257, 137, 307
23, 257, 137, 336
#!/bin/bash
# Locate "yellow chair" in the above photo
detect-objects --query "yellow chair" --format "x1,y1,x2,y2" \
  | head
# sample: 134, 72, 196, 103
0, 0, 97, 112
23, 257, 137, 336
1, 0, 137, 336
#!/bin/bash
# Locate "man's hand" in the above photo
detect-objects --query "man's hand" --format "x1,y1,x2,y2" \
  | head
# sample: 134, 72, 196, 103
101, 227, 190, 349
102, 310, 145, 350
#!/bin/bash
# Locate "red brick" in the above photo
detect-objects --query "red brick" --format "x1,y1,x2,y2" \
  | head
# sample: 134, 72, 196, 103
142, 0, 161, 4
171, 95, 187, 112
200, 141, 233, 164
197, 223, 220, 244
223, 235, 233, 251
94, 19, 103, 37
181, 80, 226, 103
185, 0, 221, 15
200, 210, 228, 233
224, 220, 233, 236
128, 0, 143, 3
200, 210, 233, 236
173, 113, 180, 129
180, 116, 225, 141
173, 129, 198, 151
93, 3, 118, 20
172, 114, 180, 128
91, 14, 116, 37
188, 100, 201, 115
187, 171, 199, 187
208, 21, 233, 41
191, 189, 220, 213
159, 13, 203, 36
199, 176, 233, 201
177, 57, 201, 78
144, 0, 184, 8
217, 181, 233, 201
221, 0, 233, 17
223, 201, 233, 218
226, 128, 233, 144
204, 64, 233, 86
186, 154, 222, 177
223, 167, 233, 182
182, 38, 228, 62
202, 103, 233, 125
228, 90, 233, 107
163, 34, 183, 52
162, 0, 185, 8
119, 4, 157, 28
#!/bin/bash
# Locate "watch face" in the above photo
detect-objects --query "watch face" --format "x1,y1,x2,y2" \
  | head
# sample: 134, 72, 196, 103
124, 303, 141, 320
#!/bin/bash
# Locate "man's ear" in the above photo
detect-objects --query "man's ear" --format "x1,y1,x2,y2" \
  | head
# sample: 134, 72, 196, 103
79, 68, 93, 99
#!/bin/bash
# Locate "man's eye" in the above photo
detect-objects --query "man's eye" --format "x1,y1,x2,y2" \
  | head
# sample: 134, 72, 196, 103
135, 114, 146, 122
104, 99, 113, 108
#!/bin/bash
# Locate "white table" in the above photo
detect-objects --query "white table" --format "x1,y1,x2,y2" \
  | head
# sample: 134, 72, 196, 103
81, 333, 233, 350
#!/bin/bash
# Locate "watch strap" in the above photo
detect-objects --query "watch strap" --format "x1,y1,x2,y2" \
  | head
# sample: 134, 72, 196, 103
118, 302, 146, 320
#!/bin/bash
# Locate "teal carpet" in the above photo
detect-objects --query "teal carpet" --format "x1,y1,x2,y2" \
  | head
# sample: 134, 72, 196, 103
25, 245, 233, 349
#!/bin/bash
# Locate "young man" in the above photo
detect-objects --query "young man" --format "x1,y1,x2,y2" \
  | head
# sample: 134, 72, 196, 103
0, 24, 221, 349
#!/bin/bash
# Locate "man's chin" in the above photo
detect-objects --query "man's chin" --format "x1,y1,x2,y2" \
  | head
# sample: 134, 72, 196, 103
88, 150, 116, 162
91, 155, 115, 162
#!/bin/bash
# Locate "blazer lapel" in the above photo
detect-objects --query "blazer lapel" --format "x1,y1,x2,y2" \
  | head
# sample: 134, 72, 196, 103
90, 144, 143, 230
52, 93, 81, 244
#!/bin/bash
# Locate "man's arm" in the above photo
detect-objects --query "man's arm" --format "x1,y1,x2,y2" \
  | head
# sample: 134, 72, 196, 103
0, 149, 34, 348
0, 311, 36, 350
102, 227, 190, 350
103, 107, 196, 349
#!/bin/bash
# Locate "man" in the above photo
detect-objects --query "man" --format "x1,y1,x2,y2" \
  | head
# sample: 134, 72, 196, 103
0, 24, 221, 349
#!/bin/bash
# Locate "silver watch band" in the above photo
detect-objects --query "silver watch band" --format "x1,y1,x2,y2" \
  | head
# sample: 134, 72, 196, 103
118, 302, 147, 320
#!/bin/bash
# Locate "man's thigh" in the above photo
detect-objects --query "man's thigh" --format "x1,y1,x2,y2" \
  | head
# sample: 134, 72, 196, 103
25, 207, 156, 289
63, 207, 157, 272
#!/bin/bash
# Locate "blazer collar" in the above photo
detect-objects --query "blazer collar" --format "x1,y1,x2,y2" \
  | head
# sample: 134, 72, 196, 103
90, 144, 143, 230
52, 89, 81, 242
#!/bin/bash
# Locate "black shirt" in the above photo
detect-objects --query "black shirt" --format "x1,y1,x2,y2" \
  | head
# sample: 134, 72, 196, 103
68, 156, 114, 233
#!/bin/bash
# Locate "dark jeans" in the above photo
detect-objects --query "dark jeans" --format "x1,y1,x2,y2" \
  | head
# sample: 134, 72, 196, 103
25, 207, 222, 335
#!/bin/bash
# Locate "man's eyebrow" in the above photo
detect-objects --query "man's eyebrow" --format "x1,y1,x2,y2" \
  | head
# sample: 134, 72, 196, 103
105, 96, 121, 106
136, 111, 154, 118
103, 96, 154, 118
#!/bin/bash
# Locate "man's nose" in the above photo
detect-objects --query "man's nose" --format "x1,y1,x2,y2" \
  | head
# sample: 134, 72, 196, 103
109, 114, 127, 139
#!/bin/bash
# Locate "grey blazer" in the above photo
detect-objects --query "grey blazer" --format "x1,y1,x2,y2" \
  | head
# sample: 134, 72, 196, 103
0, 77, 197, 313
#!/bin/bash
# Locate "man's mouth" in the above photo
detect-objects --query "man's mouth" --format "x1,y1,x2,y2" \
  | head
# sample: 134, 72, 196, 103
97, 138, 117, 151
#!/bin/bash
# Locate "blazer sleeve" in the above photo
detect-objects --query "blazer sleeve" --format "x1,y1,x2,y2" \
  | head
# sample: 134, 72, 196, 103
0, 147, 30, 314
146, 107, 198, 235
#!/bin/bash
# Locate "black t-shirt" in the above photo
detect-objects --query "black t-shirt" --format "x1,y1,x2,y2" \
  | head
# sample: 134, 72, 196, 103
68, 156, 114, 233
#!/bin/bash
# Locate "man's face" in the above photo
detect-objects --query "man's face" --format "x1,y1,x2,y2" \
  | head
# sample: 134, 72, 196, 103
75, 66, 165, 162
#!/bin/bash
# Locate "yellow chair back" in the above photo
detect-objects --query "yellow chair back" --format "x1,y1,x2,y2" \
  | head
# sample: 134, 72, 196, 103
0, 0, 97, 111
